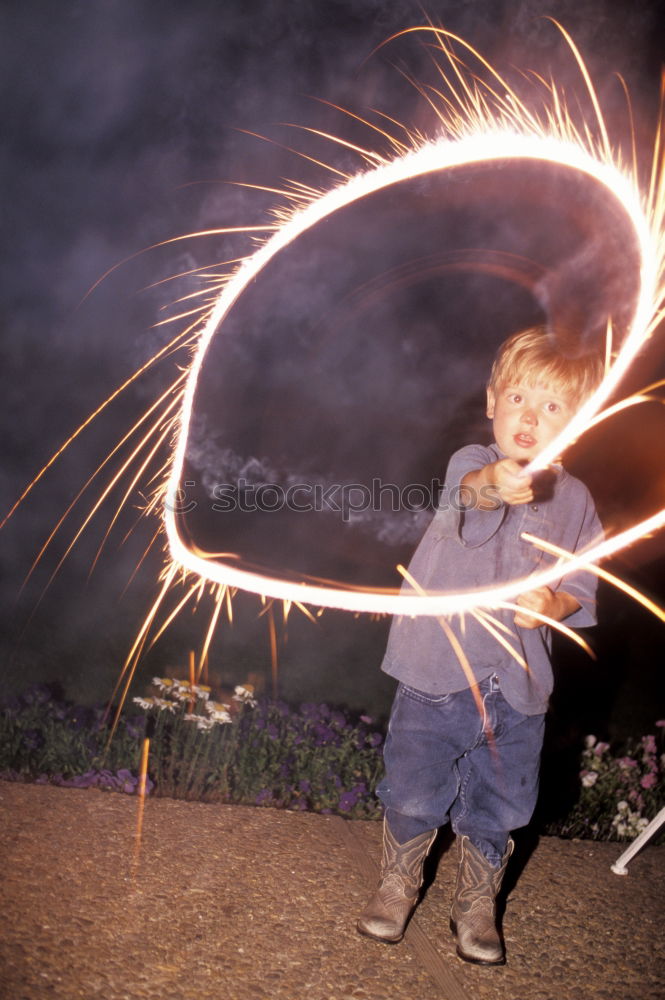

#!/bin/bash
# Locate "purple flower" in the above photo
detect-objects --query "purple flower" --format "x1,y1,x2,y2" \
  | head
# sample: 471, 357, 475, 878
70, 772, 99, 788
338, 790, 360, 812
640, 773, 657, 790
313, 723, 336, 745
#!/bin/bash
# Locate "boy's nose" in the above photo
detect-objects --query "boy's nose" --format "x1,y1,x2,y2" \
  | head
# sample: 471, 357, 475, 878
521, 408, 537, 425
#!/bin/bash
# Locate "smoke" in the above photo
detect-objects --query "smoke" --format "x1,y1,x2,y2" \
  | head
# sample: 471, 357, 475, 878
186, 418, 432, 547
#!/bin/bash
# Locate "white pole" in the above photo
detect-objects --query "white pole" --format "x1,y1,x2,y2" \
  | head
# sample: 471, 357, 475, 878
610, 806, 665, 875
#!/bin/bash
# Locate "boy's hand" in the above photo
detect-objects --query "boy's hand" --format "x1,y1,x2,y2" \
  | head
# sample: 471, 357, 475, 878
461, 458, 533, 509
490, 459, 533, 506
514, 587, 580, 629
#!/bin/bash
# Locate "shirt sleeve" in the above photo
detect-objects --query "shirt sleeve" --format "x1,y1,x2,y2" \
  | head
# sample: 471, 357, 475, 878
553, 481, 603, 628
442, 444, 507, 548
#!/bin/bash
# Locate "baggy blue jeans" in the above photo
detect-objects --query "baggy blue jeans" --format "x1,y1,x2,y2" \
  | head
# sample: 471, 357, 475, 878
377, 674, 545, 866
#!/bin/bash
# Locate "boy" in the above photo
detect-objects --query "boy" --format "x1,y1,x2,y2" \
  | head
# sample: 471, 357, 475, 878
357, 327, 604, 965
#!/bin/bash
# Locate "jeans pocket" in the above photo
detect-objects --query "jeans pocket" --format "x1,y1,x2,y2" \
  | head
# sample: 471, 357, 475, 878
398, 682, 453, 707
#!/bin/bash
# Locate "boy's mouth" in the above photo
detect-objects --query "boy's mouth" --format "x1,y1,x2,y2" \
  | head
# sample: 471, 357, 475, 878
514, 432, 536, 448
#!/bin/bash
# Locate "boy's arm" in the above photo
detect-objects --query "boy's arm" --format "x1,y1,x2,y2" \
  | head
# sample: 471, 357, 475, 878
462, 458, 534, 509
513, 586, 580, 629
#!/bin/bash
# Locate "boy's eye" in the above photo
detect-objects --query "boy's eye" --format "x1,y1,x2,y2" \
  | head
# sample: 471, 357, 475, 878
509, 393, 522, 404
545, 402, 561, 414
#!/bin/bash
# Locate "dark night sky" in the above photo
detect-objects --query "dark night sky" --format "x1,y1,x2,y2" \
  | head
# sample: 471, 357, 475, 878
1, 0, 664, 725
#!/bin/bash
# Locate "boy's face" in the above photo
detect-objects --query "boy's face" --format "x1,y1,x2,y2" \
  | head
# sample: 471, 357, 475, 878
486, 379, 574, 463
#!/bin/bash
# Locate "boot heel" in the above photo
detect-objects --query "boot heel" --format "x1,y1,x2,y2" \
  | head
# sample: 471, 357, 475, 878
449, 835, 513, 965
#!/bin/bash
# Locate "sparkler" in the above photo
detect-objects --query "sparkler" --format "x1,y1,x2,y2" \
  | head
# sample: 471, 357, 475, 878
162, 23, 665, 618
4, 23, 665, 688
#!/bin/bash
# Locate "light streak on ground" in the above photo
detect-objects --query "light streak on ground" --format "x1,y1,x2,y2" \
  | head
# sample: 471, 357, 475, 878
132, 737, 150, 871
161, 24, 665, 618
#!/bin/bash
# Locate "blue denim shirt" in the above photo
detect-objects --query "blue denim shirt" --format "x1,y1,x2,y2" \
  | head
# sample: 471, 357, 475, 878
381, 443, 602, 715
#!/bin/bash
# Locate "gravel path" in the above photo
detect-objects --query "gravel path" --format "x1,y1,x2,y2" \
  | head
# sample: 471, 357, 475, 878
1, 782, 663, 1000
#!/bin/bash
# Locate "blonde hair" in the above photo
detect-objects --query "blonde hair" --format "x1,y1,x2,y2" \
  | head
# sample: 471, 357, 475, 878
489, 327, 604, 406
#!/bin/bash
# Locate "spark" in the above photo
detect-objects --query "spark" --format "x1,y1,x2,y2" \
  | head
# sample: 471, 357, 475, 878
197, 588, 226, 682
267, 604, 279, 700
471, 608, 530, 671
521, 533, 665, 623
1, 322, 196, 535
6, 23, 665, 698
497, 602, 596, 658
397, 563, 485, 721
162, 24, 664, 617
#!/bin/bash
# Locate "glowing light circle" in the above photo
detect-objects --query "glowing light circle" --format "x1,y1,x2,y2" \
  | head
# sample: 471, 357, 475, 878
164, 129, 659, 615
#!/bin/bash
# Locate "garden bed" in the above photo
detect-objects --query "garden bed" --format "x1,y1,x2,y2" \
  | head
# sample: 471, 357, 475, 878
1, 681, 662, 840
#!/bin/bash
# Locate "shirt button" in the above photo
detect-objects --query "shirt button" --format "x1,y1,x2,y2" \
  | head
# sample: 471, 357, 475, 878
531, 504, 539, 512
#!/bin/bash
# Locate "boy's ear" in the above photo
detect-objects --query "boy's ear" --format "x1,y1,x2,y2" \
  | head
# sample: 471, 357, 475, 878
486, 387, 495, 419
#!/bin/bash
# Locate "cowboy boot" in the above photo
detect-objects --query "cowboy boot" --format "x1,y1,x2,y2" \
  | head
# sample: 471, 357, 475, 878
450, 834, 514, 965
357, 819, 437, 942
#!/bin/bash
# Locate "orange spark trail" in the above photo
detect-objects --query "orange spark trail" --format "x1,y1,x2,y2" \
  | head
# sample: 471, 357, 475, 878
397, 564, 485, 721
522, 533, 665, 623
163, 24, 664, 618
133, 737, 150, 869
5, 23, 664, 692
